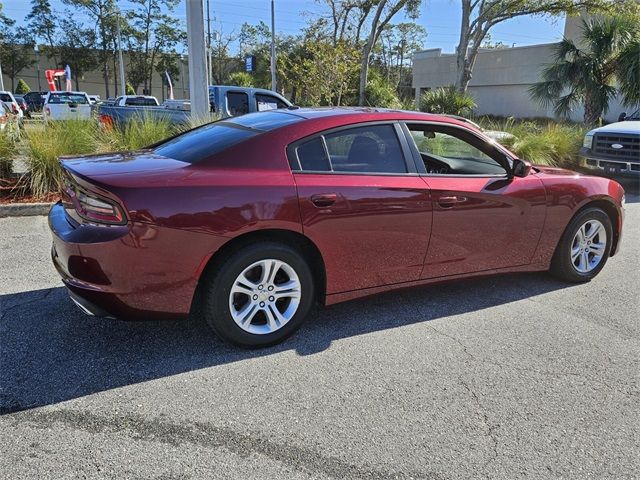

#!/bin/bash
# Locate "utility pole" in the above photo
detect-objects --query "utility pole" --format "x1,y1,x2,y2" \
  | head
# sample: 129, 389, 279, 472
0, 59, 4, 91
186, 0, 208, 118
270, 0, 276, 91
116, 11, 126, 95
206, 0, 212, 85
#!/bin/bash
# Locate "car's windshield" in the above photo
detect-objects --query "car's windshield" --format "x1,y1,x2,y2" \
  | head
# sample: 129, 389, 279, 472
627, 109, 640, 121
48, 93, 88, 104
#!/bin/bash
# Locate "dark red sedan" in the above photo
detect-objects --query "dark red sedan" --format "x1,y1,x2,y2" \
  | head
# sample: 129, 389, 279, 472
49, 108, 625, 347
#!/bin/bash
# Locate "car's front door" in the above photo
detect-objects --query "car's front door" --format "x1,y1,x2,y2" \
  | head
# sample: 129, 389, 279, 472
290, 122, 432, 294
403, 122, 547, 278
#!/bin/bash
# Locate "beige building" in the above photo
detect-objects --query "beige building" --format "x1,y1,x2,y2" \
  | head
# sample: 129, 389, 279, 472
412, 15, 629, 123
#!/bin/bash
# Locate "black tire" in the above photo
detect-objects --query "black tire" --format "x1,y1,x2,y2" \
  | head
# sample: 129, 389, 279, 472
200, 242, 315, 348
551, 207, 613, 283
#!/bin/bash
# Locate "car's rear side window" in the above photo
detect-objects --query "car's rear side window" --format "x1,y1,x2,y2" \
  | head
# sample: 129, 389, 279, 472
292, 124, 408, 174
296, 137, 331, 171
154, 123, 257, 163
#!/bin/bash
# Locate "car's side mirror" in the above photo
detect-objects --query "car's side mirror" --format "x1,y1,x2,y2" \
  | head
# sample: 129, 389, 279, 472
512, 158, 532, 178
618, 112, 627, 122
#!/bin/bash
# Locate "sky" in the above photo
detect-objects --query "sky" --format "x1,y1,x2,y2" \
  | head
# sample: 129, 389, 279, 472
2, 0, 568, 54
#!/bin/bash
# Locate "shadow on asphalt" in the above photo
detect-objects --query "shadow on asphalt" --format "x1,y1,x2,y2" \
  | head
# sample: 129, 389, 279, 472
0, 272, 574, 415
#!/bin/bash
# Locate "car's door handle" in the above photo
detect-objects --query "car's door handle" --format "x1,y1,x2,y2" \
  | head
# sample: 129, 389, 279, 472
438, 196, 467, 208
311, 193, 337, 208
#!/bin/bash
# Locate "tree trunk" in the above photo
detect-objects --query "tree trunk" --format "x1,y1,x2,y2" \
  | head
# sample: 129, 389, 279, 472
455, 0, 471, 92
358, 0, 388, 106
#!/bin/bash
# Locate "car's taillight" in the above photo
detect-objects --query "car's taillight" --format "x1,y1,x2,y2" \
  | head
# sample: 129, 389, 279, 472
75, 189, 126, 225
45, 106, 50, 116
99, 114, 114, 129
63, 176, 127, 225
12, 104, 18, 114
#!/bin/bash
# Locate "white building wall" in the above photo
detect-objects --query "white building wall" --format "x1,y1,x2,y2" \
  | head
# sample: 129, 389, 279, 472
412, 15, 632, 123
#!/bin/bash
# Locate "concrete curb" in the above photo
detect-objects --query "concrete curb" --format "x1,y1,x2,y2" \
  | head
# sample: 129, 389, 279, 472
0, 202, 53, 218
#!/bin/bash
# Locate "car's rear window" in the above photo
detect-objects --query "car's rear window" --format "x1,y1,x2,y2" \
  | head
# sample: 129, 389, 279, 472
0, 94, 13, 102
153, 123, 257, 163
124, 97, 158, 106
48, 93, 88, 104
153, 112, 303, 164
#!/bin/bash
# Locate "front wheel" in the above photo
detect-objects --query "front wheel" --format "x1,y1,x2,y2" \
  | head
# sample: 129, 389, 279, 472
551, 207, 613, 283
200, 242, 315, 348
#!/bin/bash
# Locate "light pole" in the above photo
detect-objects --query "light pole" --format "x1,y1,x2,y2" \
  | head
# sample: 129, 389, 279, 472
0, 59, 4, 91
270, 0, 276, 91
115, 11, 126, 95
35, 44, 42, 91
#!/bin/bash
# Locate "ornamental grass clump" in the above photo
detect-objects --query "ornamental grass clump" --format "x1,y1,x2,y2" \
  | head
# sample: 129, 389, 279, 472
25, 120, 99, 197
99, 113, 175, 151
0, 130, 15, 178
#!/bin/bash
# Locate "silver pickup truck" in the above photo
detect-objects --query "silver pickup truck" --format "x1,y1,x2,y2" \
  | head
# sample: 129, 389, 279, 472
97, 86, 292, 127
581, 108, 640, 177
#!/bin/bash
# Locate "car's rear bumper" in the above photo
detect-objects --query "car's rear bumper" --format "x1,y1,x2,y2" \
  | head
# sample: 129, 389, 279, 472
49, 201, 225, 320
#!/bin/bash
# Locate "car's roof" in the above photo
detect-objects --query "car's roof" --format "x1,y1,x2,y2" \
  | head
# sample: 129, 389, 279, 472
261, 107, 480, 131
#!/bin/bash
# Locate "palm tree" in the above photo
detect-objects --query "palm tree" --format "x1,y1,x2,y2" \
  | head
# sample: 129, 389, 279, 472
530, 17, 640, 125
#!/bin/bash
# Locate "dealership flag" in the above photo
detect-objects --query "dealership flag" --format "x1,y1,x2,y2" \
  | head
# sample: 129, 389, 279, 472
64, 65, 72, 91
165, 71, 174, 100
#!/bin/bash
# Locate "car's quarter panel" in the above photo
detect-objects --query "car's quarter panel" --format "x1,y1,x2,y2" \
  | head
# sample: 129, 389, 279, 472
529, 167, 625, 266
294, 173, 432, 293
49, 202, 229, 318
420, 175, 547, 277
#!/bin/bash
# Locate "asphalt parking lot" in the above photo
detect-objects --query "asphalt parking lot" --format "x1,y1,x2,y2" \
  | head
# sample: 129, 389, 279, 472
1, 177, 639, 479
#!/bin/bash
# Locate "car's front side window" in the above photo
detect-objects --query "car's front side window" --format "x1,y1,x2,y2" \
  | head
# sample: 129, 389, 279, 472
294, 124, 408, 174
406, 124, 508, 176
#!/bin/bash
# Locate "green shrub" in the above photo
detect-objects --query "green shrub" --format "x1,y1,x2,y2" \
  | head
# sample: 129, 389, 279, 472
26, 120, 99, 197
227, 72, 254, 87
476, 116, 586, 167
0, 130, 15, 178
364, 72, 400, 108
419, 85, 476, 116
15, 79, 31, 95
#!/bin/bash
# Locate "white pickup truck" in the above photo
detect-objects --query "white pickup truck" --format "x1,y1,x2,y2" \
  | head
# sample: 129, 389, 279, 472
43, 91, 92, 121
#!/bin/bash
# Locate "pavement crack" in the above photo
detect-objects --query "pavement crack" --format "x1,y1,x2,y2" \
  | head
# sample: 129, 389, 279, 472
459, 378, 499, 477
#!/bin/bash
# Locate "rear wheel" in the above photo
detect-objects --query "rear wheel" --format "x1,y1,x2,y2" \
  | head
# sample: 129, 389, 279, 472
201, 242, 315, 347
551, 207, 612, 283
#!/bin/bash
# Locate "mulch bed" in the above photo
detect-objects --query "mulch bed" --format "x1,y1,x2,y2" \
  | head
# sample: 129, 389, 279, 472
0, 177, 59, 204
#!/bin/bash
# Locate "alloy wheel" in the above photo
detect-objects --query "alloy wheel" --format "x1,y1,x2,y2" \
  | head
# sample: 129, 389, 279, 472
570, 219, 607, 274
228, 259, 302, 335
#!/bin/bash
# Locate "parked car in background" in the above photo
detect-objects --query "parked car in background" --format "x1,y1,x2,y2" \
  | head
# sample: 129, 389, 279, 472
43, 91, 92, 121
13, 95, 31, 118
0, 91, 24, 120
97, 86, 292, 128
88, 95, 101, 105
22, 91, 48, 113
209, 85, 292, 116
49, 108, 625, 347
0, 103, 19, 133
113, 95, 159, 107
581, 111, 640, 176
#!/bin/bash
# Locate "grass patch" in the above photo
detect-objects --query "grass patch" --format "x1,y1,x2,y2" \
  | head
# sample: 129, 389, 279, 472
0, 130, 16, 178
25, 120, 99, 197
99, 113, 176, 151
476, 117, 587, 167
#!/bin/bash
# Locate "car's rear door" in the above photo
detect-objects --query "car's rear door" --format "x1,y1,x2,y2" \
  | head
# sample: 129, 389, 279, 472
402, 122, 547, 278
290, 122, 433, 295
